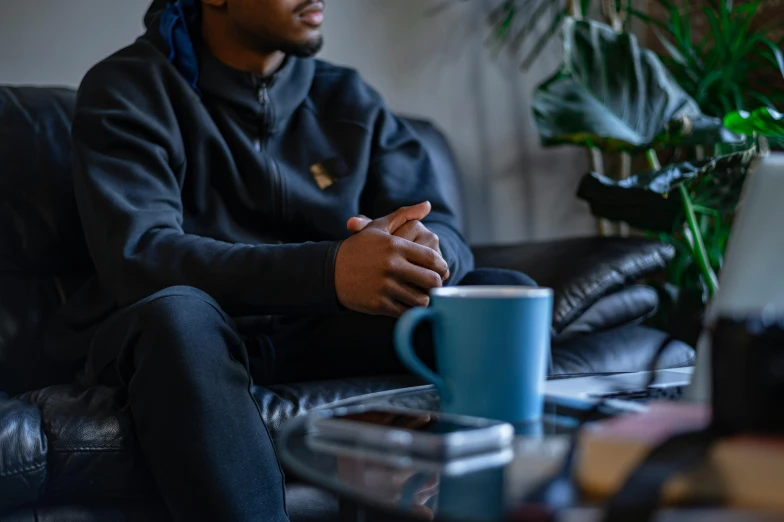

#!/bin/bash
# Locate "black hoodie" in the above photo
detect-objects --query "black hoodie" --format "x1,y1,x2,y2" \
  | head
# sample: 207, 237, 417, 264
68, 0, 473, 325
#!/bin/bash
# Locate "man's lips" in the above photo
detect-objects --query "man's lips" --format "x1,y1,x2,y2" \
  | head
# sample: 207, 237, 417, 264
297, 2, 325, 27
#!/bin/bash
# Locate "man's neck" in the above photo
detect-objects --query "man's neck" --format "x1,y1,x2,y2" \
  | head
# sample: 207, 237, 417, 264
200, 11, 284, 77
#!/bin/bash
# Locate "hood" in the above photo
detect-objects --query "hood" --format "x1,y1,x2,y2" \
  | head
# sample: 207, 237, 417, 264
144, 0, 202, 93
144, 0, 171, 28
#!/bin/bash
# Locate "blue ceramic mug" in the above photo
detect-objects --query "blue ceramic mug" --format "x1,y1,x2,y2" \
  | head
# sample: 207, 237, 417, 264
395, 286, 553, 423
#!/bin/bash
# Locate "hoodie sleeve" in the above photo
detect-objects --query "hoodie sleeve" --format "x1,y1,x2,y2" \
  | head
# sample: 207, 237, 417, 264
71, 60, 341, 314
363, 104, 474, 285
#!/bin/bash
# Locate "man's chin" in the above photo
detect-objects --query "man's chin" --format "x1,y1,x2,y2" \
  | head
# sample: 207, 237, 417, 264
283, 35, 324, 58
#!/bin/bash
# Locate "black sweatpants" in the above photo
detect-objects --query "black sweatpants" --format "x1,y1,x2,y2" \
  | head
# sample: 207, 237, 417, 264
83, 268, 535, 522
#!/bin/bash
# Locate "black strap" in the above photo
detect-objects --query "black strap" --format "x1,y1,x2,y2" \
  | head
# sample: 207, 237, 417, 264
602, 428, 723, 522
601, 334, 725, 520
521, 335, 723, 519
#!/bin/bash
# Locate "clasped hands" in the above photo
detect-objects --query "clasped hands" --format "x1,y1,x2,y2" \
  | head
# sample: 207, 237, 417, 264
335, 201, 449, 318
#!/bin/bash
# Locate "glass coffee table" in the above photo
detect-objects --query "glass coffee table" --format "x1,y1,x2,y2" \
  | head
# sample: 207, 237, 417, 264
278, 386, 781, 522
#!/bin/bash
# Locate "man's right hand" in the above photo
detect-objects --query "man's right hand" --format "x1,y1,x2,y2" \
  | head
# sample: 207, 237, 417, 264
335, 204, 449, 318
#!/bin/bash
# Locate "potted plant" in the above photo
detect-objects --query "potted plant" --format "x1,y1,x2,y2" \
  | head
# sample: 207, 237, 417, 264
530, 15, 763, 343
465, 0, 784, 343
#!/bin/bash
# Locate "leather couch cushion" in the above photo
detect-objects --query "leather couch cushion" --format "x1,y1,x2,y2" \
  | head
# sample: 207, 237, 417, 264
406, 118, 466, 232
0, 87, 92, 274
0, 87, 93, 397
252, 376, 421, 437
12, 376, 419, 505
0, 275, 81, 397
551, 325, 694, 376
558, 285, 659, 341
474, 237, 675, 332
0, 396, 46, 511
18, 386, 157, 504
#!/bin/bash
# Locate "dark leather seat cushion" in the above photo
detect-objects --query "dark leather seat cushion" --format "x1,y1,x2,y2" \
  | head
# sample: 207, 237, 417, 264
2, 377, 419, 509
0, 396, 47, 509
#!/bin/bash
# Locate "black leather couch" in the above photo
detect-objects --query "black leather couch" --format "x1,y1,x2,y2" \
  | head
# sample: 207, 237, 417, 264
0, 86, 694, 521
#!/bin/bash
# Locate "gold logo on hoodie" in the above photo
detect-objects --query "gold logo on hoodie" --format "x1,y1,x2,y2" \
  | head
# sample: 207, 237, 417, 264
310, 163, 336, 190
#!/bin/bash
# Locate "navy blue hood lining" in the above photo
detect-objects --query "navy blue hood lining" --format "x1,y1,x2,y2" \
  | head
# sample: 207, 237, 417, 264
145, 0, 201, 94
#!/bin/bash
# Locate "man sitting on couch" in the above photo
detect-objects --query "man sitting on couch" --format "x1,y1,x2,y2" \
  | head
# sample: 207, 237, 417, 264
63, 0, 533, 520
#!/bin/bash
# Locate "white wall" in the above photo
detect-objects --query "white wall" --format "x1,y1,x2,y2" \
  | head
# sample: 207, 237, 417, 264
0, 0, 594, 244
0, 0, 149, 87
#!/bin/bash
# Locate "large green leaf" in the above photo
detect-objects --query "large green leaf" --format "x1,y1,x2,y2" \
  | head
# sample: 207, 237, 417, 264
724, 107, 784, 138
533, 18, 740, 152
576, 148, 757, 231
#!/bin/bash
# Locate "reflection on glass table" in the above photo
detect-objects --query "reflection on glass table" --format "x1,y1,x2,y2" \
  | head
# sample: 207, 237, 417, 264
278, 386, 784, 522
279, 386, 576, 521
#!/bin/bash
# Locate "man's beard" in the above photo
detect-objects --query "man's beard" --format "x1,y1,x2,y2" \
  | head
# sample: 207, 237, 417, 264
278, 35, 324, 58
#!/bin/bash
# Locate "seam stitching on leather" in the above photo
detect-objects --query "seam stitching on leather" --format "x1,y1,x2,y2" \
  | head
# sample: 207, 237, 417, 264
50, 446, 125, 452
0, 461, 46, 478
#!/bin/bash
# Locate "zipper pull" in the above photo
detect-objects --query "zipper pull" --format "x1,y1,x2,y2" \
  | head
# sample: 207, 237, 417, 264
257, 81, 273, 136
258, 86, 270, 111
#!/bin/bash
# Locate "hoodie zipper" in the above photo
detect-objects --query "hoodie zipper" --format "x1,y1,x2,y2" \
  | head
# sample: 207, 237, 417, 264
257, 82, 282, 224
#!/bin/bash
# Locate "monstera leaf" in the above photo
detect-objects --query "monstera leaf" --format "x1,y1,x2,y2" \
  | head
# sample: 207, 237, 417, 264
533, 18, 740, 152
577, 148, 757, 232
724, 108, 784, 144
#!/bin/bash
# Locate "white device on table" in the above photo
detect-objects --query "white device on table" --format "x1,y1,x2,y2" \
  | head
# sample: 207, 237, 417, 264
545, 153, 784, 408
307, 405, 514, 459
686, 152, 784, 403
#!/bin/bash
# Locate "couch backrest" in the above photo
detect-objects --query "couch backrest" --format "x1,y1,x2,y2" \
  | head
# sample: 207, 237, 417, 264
0, 87, 95, 394
0, 85, 467, 394
404, 118, 467, 231
0, 87, 93, 275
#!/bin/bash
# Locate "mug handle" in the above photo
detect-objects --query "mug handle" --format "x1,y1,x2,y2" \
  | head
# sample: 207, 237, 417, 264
394, 307, 450, 401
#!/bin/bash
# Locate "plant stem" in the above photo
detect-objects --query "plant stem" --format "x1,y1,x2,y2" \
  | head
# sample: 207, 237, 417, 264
589, 146, 611, 236
679, 183, 719, 296
618, 151, 632, 237
644, 148, 661, 171
645, 149, 719, 297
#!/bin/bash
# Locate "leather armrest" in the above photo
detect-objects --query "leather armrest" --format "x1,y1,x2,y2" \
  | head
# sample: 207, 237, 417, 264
472, 237, 674, 331
551, 325, 695, 375
0, 395, 46, 510
556, 285, 659, 341
8, 377, 419, 509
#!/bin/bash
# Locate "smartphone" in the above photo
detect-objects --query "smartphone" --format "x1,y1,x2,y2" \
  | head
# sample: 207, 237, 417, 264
307, 405, 514, 459
307, 435, 514, 476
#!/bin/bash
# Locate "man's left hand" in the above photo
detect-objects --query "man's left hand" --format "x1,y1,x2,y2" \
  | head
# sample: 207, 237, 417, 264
347, 202, 448, 280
